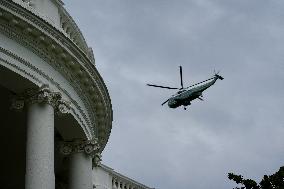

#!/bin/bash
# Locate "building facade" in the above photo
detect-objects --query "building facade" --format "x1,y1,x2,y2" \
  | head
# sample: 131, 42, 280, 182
0, 0, 152, 189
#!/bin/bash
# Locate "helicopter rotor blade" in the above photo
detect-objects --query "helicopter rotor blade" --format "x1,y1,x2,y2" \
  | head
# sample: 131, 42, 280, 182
161, 99, 170, 106
214, 69, 220, 74
179, 66, 184, 89
147, 84, 179, 90
187, 77, 215, 88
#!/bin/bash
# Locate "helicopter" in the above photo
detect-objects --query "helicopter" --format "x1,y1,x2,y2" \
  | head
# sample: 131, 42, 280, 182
147, 66, 224, 110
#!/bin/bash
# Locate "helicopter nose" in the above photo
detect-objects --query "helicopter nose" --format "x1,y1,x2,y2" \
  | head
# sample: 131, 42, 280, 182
168, 99, 179, 108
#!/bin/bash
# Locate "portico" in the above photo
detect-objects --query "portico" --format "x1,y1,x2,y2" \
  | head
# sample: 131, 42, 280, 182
9, 84, 100, 189
0, 0, 112, 188
0, 0, 157, 189
0, 75, 103, 189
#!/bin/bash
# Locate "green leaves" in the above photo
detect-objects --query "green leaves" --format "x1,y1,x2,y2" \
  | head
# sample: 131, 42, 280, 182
228, 166, 284, 189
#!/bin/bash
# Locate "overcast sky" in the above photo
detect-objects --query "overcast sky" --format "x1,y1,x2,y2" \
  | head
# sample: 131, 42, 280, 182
65, 1, 284, 189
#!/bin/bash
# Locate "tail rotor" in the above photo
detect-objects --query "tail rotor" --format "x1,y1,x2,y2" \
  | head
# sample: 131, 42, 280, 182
214, 70, 224, 80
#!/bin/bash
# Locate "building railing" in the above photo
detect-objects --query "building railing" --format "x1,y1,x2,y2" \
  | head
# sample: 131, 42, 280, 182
59, 7, 90, 54
99, 165, 154, 189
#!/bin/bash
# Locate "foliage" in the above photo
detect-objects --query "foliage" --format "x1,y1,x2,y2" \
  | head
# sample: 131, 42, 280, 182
228, 166, 284, 189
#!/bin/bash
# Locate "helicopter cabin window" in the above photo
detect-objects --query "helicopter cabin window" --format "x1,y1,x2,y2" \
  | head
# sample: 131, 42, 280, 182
177, 90, 185, 94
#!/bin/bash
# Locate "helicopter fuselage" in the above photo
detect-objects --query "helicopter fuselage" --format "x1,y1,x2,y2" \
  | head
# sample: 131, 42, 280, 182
168, 77, 218, 108
147, 66, 223, 109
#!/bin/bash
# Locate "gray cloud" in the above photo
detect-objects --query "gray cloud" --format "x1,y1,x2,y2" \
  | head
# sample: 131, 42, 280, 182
65, 1, 284, 189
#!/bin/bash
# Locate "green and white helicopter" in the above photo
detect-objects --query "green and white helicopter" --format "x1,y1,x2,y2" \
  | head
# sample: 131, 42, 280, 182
147, 66, 224, 110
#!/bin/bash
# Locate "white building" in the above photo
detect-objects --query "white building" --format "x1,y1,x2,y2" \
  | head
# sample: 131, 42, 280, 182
0, 0, 154, 189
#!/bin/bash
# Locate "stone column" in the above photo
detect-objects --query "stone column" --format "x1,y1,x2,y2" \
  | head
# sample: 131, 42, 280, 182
11, 85, 70, 189
69, 152, 92, 189
25, 101, 55, 189
60, 138, 100, 189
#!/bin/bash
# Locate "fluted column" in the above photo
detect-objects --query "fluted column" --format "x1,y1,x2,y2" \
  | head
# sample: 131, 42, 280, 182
60, 138, 101, 189
11, 85, 70, 189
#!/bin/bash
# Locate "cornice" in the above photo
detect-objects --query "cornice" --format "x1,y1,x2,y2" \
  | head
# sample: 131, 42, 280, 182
0, 0, 112, 151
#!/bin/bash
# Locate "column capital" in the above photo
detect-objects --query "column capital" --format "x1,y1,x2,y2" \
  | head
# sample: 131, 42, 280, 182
92, 151, 102, 167
11, 84, 71, 114
60, 138, 101, 160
